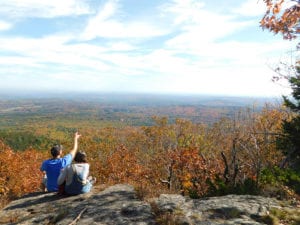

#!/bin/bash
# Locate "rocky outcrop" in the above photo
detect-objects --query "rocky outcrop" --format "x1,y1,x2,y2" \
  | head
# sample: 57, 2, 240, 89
152, 194, 287, 224
0, 184, 299, 225
0, 184, 155, 225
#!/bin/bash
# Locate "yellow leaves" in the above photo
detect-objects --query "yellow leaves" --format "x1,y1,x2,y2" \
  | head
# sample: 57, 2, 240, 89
182, 173, 193, 189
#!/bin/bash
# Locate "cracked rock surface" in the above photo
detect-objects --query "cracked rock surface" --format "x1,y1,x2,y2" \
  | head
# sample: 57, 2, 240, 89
0, 184, 298, 225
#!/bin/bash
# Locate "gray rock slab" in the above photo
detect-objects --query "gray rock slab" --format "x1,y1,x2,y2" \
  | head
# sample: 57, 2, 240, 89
1, 184, 298, 225
153, 194, 284, 225
0, 184, 156, 225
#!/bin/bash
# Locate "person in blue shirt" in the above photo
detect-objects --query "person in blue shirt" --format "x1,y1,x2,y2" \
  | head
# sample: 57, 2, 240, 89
40, 132, 81, 192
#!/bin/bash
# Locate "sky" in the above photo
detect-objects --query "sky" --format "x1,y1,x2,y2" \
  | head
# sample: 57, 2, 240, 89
0, 0, 299, 97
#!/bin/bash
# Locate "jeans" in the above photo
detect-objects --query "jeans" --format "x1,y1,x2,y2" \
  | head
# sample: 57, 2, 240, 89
82, 181, 92, 193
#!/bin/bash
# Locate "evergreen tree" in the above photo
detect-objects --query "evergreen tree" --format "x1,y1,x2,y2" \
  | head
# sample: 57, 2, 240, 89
280, 65, 300, 169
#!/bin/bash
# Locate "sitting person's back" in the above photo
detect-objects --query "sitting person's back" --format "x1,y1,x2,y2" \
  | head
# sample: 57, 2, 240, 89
40, 132, 81, 192
57, 151, 96, 195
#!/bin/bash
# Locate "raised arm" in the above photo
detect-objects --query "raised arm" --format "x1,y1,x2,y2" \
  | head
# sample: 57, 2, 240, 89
69, 132, 81, 159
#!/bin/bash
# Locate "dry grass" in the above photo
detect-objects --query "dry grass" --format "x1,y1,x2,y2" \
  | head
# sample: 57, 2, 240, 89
0, 196, 10, 210
262, 207, 300, 225
149, 200, 186, 225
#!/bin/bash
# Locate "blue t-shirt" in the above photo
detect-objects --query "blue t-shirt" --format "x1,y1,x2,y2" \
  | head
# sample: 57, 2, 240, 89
40, 153, 72, 192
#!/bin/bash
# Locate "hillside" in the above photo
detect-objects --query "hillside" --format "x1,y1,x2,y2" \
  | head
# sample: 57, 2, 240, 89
2, 93, 299, 224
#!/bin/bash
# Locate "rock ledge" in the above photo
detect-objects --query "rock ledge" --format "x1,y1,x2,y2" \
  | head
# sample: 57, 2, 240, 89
0, 184, 298, 225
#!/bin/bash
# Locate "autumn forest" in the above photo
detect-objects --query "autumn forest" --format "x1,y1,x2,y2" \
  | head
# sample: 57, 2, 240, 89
2, 0, 300, 210
1, 93, 298, 209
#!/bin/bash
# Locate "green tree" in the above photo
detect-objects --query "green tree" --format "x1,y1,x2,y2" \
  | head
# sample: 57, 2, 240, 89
261, 0, 300, 168
279, 65, 300, 168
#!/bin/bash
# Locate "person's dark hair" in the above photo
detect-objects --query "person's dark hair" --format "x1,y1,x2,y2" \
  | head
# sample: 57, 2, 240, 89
74, 151, 87, 163
50, 144, 63, 157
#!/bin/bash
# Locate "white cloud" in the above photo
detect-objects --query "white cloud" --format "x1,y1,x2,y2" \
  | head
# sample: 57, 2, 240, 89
83, 20, 168, 40
81, 0, 169, 40
0, 0, 296, 97
0, 35, 111, 72
233, 0, 266, 17
0, 0, 92, 18
108, 42, 136, 51
162, 0, 254, 45
0, 56, 41, 68
162, 0, 206, 25
142, 64, 288, 97
233, 0, 298, 18
0, 20, 12, 30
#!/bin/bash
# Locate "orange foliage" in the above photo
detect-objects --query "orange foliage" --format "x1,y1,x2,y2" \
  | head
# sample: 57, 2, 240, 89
170, 147, 214, 196
0, 105, 288, 207
0, 141, 46, 207
261, 0, 300, 40
106, 145, 143, 184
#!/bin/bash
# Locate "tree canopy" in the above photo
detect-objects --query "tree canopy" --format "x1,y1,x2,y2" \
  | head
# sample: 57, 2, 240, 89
261, 0, 300, 168
261, 0, 300, 40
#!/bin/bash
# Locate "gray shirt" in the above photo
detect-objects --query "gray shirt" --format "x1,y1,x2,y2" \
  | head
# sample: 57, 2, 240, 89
57, 163, 90, 186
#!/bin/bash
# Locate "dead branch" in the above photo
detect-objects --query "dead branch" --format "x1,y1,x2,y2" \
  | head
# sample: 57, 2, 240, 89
68, 207, 87, 225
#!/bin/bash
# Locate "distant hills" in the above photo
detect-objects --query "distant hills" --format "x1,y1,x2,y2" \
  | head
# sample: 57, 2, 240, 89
0, 91, 282, 106
0, 92, 283, 127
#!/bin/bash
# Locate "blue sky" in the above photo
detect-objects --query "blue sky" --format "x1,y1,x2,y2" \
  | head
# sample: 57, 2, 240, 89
0, 0, 298, 97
